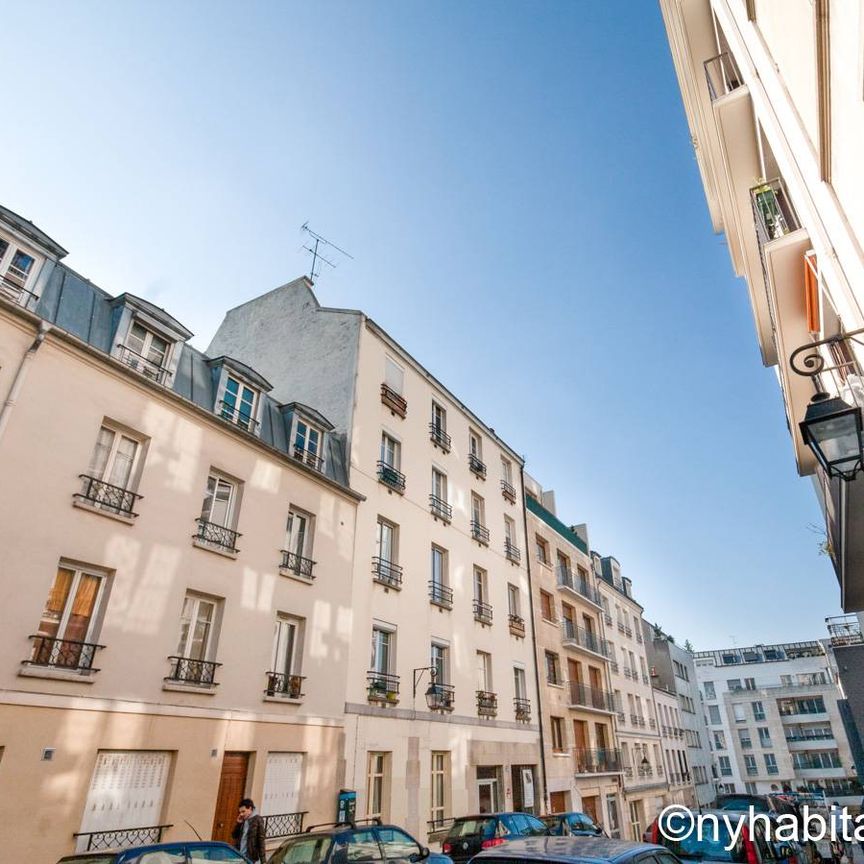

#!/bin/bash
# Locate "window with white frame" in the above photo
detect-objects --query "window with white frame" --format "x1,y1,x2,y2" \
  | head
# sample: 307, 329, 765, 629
122, 321, 171, 380
0, 237, 36, 290
431, 641, 449, 685
384, 357, 404, 395
284, 507, 314, 574
471, 493, 485, 526
30, 562, 108, 671
708, 705, 722, 725
501, 457, 513, 486
704, 681, 716, 700
513, 665, 527, 700
718, 755, 732, 776
380, 432, 401, 469
431, 402, 446, 434
764, 753, 778, 774
473, 566, 488, 604
757, 727, 771, 747
176, 593, 219, 662
476, 650, 493, 692
430, 752, 449, 828
370, 626, 394, 676
536, 535, 550, 564
268, 614, 304, 698
367, 752, 390, 819
469, 430, 483, 460
504, 515, 516, 544
752, 700, 765, 721
294, 419, 324, 469
220, 375, 258, 432
376, 517, 399, 566
733, 703, 746, 723
431, 468, 448, 503
507, 584, 521, 618
80, 424, 145, 516
430, 545, 448, 592
200, 472, 236, 529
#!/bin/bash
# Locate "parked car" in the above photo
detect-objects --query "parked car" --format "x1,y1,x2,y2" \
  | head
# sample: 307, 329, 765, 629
441, 813, 548, 864
647, 807, 789, 864
471, 835, 681, 864
541, 813, 605, 837
266, 818, 451, 864
716, 795, 799, 819
57, 841, 250, 864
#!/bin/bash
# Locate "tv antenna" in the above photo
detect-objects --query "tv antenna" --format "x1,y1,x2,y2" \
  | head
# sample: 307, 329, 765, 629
300, 223, 354, 282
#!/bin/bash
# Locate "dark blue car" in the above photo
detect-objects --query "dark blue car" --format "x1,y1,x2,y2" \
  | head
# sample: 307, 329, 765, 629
471, 835, 683, 864
58, 841, 250, 863
541, 813, 605, 837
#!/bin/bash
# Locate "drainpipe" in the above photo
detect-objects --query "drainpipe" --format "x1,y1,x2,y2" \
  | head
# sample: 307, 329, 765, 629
519, 463, 550, 815
0, 321, 51, 444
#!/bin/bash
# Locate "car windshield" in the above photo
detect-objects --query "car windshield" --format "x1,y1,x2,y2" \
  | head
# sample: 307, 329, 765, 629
719, 798, 770, 814
269, 836, 334, 864
449, 819, 494, 838
659, 815, 745, 862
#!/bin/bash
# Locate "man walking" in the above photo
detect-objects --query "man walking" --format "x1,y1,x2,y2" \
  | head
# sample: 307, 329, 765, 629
232, 798, 267, 864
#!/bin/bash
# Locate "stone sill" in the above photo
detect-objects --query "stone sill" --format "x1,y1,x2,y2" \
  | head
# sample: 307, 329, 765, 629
192, 538, 238, 560
163, 681, 218, 695
73, 497, 137, 525
263, 695, 303, 706
279, 568, 315, 585
19, 665, 97, 683
430, 599, 453, 611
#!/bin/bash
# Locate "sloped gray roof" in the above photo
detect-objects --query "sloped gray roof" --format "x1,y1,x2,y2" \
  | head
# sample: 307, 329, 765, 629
0, 204, 68, 258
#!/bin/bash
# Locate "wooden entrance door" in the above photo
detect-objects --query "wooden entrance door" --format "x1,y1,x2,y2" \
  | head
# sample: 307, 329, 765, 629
588, 666, 602, 691
582, 794, 599, 824
212, 752, 249, 842
549, 790, 568, 813
567, 659, 581, 684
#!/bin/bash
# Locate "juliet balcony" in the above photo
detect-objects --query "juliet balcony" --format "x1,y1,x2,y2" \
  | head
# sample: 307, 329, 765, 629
471, 520, 490, 546
573, 747, 622, 775
476, 690, 497, 717
509, 613, 526, 638
556, 566, 600, 605
193, 518, 240, 555
76, 474, 142, 518
280, 550, 316, 581
429, 494, 452, 523
378, 461, 406, 494
165, 656, 221, 687
429, 581, 453, 609
514, 697, 531, 722
265, 672, 305, 700
116, 343, 171, 386
504, 540, 521, 564
501, 479, 516, 504
372, 557, 403, 590
380, 383, 407, 418
429, 423, 451, 452
24, 634, 104, 675
367, 671, 400, 704
468, 453, 487, 480
473, 599, 493, 626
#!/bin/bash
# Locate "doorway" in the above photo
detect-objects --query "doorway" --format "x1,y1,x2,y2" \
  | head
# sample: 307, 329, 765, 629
582, 795, 599, 824
549, 790, 569, 813
510, 765, 537, 815
476, 766, 500, 814
212, 752, 250, 843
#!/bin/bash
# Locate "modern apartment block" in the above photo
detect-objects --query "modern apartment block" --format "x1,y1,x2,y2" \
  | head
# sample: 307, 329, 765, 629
644, 625, 713, 806
593, 556, 667, 841
207, 278, 541, 841
0, 207, 362, 860
693, 640, 862, 804
660, 0, 864, 613
825, 614, 864, 781
523, 477, 624, 836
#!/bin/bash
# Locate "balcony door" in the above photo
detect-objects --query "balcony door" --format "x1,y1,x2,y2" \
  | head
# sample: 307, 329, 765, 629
212, 752, 249, 843
573, 719, 588, 751
568, 658, 582, 684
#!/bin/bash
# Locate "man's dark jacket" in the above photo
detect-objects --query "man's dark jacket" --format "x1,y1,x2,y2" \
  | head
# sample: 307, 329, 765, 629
232, 813, 266, 863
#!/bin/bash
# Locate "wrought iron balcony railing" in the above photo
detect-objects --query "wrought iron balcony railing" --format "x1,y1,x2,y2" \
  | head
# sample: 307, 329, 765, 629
263, 811, 307, 839
473, 599, 493, 625
194, 518, 241, 554
116, 344, 171, 385
704, 51, 743, 101
509, 613, 526, 637
218, 401, 260, 434
476, 690, 498, 716
280, 550, 316, 580
604, 612, 613, 625
574, 748, 622, 774
429, 494, 452, 522
501, 479, 517, 503
0, 275, 38, 307
504, 540, 521, 564
165, 656, 221, 686
429, 423, 451, 452
26, 634, 104, 673
752, 179, 800, 243
471, 520, 490, 545
428, 682, 456, 712
377, 460, 406, 493
372, 557, 403, 589
561, 619, 608, 657
74, 825, 173, 852
429, 580, 453, 608
556, 566, 599, 604
76, 474, 142, 517
468, 453, 487, 479
265, 672, 305, 699
514, 697, 531, 722
381, 383, 407, 418
293, 446, 323, 472
568, 681, 616, 712
367, 671, 400, 701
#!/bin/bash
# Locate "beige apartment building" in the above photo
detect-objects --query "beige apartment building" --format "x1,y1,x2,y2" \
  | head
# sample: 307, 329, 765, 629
207, 278, 541, 842
593, 556, 670, 840
0, 206, 362, 861
523, 477, 624, 836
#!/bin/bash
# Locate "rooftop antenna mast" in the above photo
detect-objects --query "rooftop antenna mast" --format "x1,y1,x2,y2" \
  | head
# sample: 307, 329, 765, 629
300, 223, 354, 282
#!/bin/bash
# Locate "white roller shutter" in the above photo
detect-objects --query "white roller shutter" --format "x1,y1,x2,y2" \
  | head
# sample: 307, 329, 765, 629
261, 752, 303, 815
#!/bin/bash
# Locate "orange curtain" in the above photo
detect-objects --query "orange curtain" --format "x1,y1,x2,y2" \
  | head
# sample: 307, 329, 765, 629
805, 252, 820, 334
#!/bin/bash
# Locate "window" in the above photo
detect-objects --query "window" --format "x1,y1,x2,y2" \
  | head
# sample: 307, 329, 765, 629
471, 494, 486, 526
268, 615, 304, 698
780, 674, 792, 687
469, 430, 483, 461
431, 402, 446, 433
764, 753, 778, 774
177, 593, 218, 662
507, 584, 521, 618
501, 457, 513, 485
708, 705, 722, 725
704, 681, 716, 700
718, 756, 732, 777
738, 729, 752, 749
536, 535, 550, 564
123, 321, 170, 379
473, 567, 488, 605
366, 752, 390, 819
380, 433, 400, 469
727, 679, 742, 691
384, 357, 404, 395
219, 376, 258, 431
430, 752, 449, 828
429, 545, 449, 604
540, 590, 555, 621
30, 563, 108, 671
284, 508, 314, 571
757, 727, 771, 747
476, 651, 493, 692
744, 755, 757, 775
504, 515, 516, 544
80, 424, 144, 516
376, 518, 398, 565
744, 677, 756, 690
752, 701, 766, 721
430, 468, 448, 504
370, 627, 394, 675
0, 238, 37, 293
545, 651, 561, 685
733, 704, 746, 722
431, 642, 449, 686
294, 419, 324, 468
550, 717, 566, 751
200, 472, 236, 528
514, 666, 527, 700
713, 731, 726, 750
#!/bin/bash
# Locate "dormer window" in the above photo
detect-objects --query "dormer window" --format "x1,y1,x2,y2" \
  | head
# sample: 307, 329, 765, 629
0, 237, 38, 305
280, 402, 334, 474
294, 420, 323, 470
220, 375, 258, 433
121, 321, 171, 384
207, 356, 271, 438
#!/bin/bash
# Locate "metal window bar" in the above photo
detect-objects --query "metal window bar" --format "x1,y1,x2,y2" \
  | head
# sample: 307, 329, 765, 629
26, 635, 104, 672
568, 681, 615, 712
380, 383, 407, 417
500, 479, 517, 503
476, 690, 498, 716
514, 697, 531, 721
372, 557, 403, 588
265, 672, 305, 699
115, 344, 171, 385
76, 474, 142, 517
263, 812, 307, 839
367, 671, 400, 700
561, 619, 607, 656
0, 275, 39, 307
429, 423, 451, 451
428, 580, 453, 607
294, 446, 324, 472
504, 540, 521, 563
219, 400, 260, 434
280, 550, 316, 579
704, 51, 743, 101
377, 460, 406, 492
429, 495, 453, 522
165, 656, 221, 686
74, 825, 173, 851
194, 518, 241, 553
470, 520, 490, 545
508, 613, 526, 634
473, 599, 493, 624
468, 453, 487, 478
428, 682, 456, 712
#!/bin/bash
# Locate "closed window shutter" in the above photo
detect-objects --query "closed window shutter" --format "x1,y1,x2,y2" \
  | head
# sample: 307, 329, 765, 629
261, 752, 303, 816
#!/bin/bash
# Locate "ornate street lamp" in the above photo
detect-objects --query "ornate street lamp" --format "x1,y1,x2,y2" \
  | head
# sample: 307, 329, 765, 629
799, 392, 864, 480
413, 666, 447, 711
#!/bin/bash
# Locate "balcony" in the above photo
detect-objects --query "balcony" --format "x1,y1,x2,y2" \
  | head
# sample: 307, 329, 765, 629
561, 620, 608, 658
568, 681, 616, 713
193, 518, 240, 555
429, 494, 452, 523
704, 51, 743, 101
501, 480, 517, 504
574, 748, 622, 774
377, 461, 405, 494
471, 520, 490, 545
165, 656, 220, 687
429, 581, 453, 609
473, 599, 493, 626
429, 423, 451, 452
504, 540, 521, 564
792, 754, 842, 771
372, 557, 403, 590
635, 630, 643, 644
468, 453, 487, 480
509, 613, 526, 638
280, 550, 316, 581
428, 683, 456, 712
0, 274, 38, 308
609, 661, 619, 673
367, 671, 400, 703
116, 343, 171, 385
74, 825, 173, 852
76, 474, 142, 518
24, 634, 103, 674
218, 401, 260, 434
514, 697, 531, 722
556, 567, 600, 605
649, 718, 657, 730
476, 690, 498, 717
604, 612, 612, 625
265, 672, 305, 700
293, 446, 323, 472
827, 614, 864, 647
380, 383, 407, 418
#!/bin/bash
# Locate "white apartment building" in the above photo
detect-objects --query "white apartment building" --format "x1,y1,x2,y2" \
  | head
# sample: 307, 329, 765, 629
660, 0, 864, 613
0, 207, 361, 861
208, 278, 540, 841
593, 555, 668, 841
693, 640, 861, 804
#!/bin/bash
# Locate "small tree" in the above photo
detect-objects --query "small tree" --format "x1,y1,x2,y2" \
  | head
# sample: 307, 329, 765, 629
684, 639, 694, 653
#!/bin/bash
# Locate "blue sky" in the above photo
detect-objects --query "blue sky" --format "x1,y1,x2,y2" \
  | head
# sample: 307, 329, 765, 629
6, 1, 841, 647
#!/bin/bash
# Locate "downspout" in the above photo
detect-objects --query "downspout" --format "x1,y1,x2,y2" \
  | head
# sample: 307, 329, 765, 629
519, 463, 549, 815
0, 321, 51, 444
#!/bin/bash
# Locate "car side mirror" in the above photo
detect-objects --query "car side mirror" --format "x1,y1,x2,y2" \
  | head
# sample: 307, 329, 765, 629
410, 848, 430, 862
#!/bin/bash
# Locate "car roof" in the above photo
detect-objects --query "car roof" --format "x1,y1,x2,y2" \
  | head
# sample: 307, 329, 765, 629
472, 836, 665, 863
59, 842, 238, 861
453, 813, 530, 820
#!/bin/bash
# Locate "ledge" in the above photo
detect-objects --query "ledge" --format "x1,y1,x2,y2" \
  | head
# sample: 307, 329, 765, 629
192, 538, 238, 560
278, 568, 315, 585
19, 665, 97, 684
263, 696, 303, 706
73, 497, 137, 525
162, 681, 218, 695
